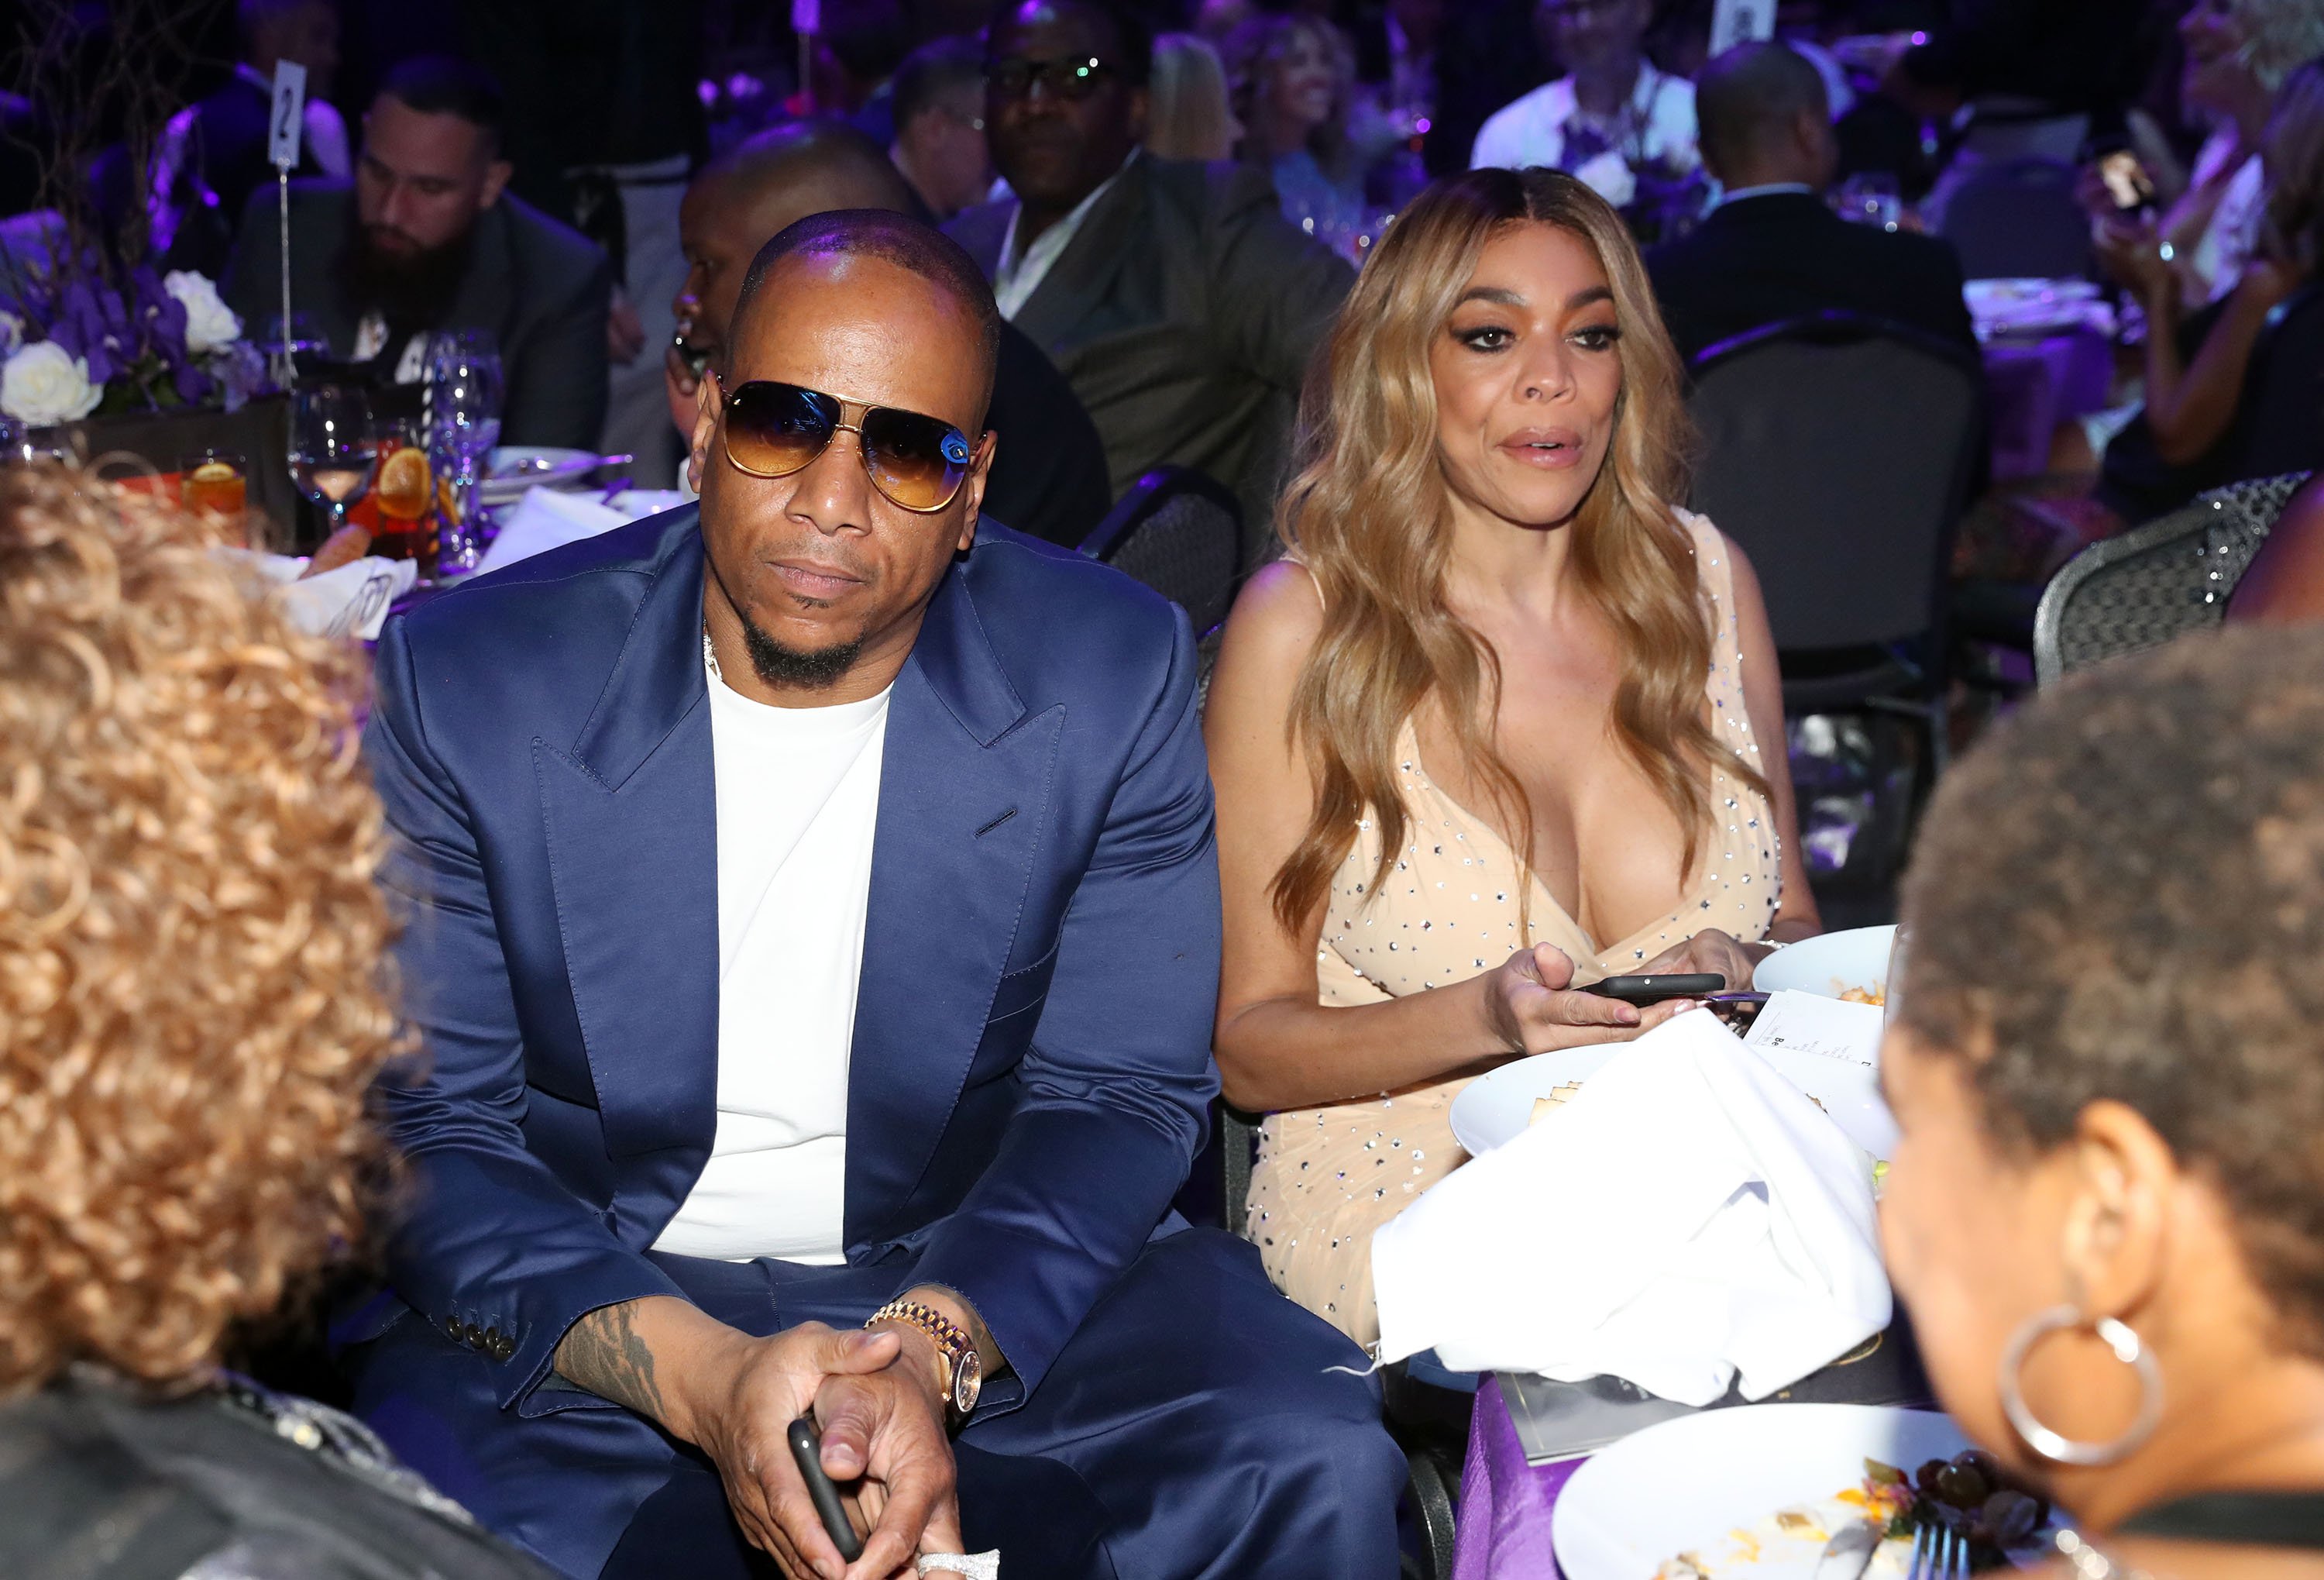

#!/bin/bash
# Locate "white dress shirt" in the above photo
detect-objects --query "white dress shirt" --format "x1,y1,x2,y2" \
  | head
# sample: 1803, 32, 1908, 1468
993, 152, 1138, 320
1469, 65, 1698, 199
650, 653, 891, 1265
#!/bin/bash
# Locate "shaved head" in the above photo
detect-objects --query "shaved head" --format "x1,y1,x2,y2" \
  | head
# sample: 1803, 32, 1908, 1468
732, 209, 1002, 429
1696, 41, 1832, 188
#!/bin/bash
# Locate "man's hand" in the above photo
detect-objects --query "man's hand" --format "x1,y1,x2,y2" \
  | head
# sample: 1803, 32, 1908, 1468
554, 1297, 964, 1580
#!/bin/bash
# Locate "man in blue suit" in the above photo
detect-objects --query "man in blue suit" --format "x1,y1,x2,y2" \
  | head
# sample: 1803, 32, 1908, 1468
351, 206, 1403, 1579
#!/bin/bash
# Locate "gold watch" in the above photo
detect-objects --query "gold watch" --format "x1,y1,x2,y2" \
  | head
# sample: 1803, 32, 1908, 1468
866, 1299, 982, 1430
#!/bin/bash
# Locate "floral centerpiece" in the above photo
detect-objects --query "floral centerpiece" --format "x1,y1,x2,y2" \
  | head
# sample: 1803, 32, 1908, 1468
0, 265, 268, 428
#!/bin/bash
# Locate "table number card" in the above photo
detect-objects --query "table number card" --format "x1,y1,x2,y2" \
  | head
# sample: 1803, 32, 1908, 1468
1709, 0, 1777, 57
268, 60, 308, 170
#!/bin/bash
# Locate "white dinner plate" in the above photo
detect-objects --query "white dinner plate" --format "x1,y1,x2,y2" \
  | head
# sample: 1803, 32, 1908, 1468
1449, 1046, 1626, 1158
1753, 925, 1896, 1002
480, 446, 597, 505
1552, 1404, 1969, 1580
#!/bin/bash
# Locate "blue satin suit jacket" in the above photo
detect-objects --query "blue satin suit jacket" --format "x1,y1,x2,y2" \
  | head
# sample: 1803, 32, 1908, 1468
359, 508, 1221, 1475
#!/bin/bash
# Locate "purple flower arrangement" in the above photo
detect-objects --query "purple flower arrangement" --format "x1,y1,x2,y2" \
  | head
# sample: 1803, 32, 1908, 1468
2, 256, 268, 428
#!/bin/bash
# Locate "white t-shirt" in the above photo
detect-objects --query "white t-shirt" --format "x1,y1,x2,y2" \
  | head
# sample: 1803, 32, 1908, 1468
650, 652, 891, 1265
1469, 67, 1699, 204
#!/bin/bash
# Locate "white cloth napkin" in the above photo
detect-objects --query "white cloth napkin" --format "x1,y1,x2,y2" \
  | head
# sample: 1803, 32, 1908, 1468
1370, 1010, 1892, 1405
472, 486, 628, 577
236, 551, 417, 641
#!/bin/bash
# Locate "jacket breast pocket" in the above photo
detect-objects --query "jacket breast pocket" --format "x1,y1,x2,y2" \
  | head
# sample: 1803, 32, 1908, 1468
985, 938, 1061, 1027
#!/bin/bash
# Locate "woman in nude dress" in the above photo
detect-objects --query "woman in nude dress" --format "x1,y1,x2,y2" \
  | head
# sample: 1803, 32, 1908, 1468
1204, 167, 1823, 1348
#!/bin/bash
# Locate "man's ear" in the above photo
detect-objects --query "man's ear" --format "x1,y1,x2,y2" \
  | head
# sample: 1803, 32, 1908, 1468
480, 157, 514, 208
957, 429, 998, 551
1126, 84, 1150, 145
689, 375, 721, 494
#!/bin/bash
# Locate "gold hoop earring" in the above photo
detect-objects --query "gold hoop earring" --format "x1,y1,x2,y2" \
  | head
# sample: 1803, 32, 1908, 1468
1997, 1305, 2162, 1467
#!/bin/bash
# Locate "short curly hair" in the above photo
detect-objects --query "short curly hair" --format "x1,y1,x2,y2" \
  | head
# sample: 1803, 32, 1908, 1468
1898, 625, 2324, 1358
0, 465, 400, 1394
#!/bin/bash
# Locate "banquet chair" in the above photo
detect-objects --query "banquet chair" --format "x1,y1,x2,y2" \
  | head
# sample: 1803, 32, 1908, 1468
1080, 465, 1243, 637
1212, 1102, 1462, 1580
1687, 312, 1985, 774
2033, 471, 2312, 684
1937, 157, 2090, 281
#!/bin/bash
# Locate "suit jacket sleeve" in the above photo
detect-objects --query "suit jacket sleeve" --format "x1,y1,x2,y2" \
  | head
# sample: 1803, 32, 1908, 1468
502, 232, 614, 449
366, 617, 686, 1410
1205, 166, 1356, 397
222, 183, 284, 336
904, 606, 1222, 1396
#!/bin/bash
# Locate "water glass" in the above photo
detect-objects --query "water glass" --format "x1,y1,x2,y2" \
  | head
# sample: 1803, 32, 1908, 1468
427, 331, 504, 574
289, 385, 376, 533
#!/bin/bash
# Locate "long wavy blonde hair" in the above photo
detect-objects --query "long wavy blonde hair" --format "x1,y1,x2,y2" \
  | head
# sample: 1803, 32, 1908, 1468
0, 466, 400, 1394
1270, 167, 1769, 933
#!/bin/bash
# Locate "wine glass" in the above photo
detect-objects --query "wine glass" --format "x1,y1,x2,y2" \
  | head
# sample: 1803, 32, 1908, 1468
290, 385, 376, 534
427, 331, 504, 573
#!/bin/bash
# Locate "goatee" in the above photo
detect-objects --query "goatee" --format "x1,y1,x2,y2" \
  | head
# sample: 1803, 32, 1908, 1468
739, 611, 864, 690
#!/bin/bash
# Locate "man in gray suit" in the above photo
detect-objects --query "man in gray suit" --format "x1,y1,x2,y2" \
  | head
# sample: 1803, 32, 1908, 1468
947, 0, 1354, 563
225, 56, 610, 450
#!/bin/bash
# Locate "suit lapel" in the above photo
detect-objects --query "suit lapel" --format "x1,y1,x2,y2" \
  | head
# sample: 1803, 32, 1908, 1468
1012, 159, 1147, 354
536, 520, 720, 1166
449, 201, 519, 346
844, 557, 1064, 1248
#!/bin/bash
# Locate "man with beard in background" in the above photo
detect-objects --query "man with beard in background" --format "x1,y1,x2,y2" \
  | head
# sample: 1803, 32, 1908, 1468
225, 55, 610, 449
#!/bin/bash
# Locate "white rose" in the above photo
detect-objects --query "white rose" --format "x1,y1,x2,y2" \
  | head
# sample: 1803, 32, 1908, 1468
0, 312, 19, 356
164, 270, 243, 354
1, 341, 100, 426
1573, 150, 1637, 209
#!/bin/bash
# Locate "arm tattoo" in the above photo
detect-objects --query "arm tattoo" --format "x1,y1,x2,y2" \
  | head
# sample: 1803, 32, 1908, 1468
554, 1300, 667, 1420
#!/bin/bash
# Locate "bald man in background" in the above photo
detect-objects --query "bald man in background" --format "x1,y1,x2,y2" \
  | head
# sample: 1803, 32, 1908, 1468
665, 121, 1115, 549
1645, 40, 1975, 365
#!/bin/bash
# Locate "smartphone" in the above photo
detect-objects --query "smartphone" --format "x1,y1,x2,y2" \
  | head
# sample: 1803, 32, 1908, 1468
2099, 149, 2157, 214
1582, 972, 1726, 1004
786, 1415, 865, 1563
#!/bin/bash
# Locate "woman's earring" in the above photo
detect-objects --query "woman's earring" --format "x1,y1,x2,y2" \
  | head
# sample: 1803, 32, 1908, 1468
1997, 1304, 2163, 1466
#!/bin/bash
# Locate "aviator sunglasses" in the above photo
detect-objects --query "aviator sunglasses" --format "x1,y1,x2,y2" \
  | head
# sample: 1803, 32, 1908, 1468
714, 376, 981, 512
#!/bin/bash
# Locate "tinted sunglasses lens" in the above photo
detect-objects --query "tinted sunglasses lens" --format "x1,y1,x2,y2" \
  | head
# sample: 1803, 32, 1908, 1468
988, 58, 1034, 97
860, 408, 973, 510
724, 382, 836, 477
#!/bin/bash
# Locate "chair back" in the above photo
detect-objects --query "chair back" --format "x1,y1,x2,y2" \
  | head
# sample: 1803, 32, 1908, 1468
2033, 471, 2312, 684
1688, 312, 1985, 653
1939, 156, 2089, 279
2234, 286, 2324, 481
1080, 466, 1243, 635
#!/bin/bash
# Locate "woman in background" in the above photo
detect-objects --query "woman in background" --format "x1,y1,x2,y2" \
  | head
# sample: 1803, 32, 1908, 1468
1205, 168, 1819, 1345
0, 466, 546, 1578
1147, 32, 1243, 162
2091, 59, 2324, 524
1226, 14, 1379, 265
1883, 625, 2324, 1568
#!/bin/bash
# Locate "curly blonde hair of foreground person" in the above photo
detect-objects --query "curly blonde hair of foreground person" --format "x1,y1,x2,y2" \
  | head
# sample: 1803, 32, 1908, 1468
1898, 623, 2324, 1359
0, 463, 398, 1395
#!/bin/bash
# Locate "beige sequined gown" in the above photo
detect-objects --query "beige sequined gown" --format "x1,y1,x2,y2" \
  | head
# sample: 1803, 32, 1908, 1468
1245, 514, 1784, 1348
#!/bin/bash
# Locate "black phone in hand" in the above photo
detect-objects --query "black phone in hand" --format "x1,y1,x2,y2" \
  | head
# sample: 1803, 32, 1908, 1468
787, 1414, 865, 1562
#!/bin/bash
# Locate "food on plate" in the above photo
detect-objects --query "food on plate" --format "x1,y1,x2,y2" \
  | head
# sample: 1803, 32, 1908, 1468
1528, 1083, 1586, 1125
1838, 985, 1886, 1007
1650, 1451, 2048, 1578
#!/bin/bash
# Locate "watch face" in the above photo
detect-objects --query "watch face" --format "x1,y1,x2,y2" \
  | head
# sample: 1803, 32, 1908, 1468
952, 1348, 982, 1415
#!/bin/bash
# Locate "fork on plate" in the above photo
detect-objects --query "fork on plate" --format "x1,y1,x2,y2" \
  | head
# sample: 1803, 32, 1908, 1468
1908, 1521, 1971, 1580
